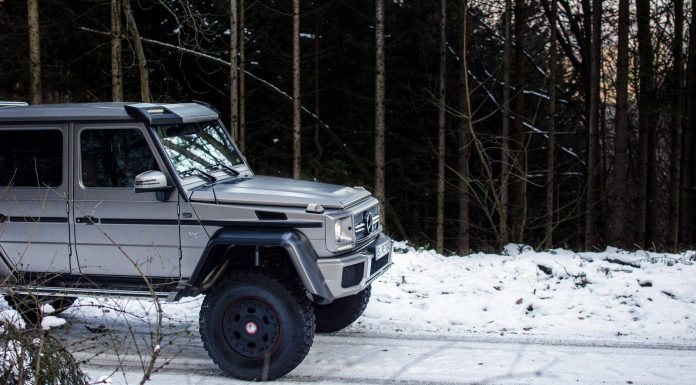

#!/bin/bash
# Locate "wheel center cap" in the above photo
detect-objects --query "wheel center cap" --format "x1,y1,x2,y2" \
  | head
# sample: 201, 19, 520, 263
245, 321, 258, 335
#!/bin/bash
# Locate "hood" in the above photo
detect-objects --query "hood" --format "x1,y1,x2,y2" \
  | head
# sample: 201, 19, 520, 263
189, 175, 372, 209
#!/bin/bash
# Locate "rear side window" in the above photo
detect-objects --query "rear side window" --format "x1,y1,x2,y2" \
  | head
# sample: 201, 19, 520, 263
80, 128, 159, 188
0, 129, 63, 187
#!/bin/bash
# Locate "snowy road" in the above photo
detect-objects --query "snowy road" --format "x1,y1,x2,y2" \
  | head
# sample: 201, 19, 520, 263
50, 241, 696, 384
71, 328, 696, 385
10, 244, 694, 384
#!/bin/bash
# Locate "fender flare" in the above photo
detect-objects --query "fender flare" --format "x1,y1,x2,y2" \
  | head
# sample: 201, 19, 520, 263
182, 227, 333, 301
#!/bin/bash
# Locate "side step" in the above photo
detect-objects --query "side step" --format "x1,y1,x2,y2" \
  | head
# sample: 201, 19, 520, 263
0, 101, 29, 108
4, 286, 171, 300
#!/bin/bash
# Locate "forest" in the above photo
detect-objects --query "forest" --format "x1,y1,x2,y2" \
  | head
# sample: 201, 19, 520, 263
0, 0, 694, 254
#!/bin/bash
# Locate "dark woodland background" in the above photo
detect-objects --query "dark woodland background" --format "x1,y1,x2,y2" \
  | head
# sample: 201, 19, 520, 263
1, 0, 695, 254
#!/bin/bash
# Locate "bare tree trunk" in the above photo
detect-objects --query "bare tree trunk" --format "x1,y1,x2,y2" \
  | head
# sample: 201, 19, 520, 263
585, 0, 601, 249
436, 0, 447, 254
578, 0, 593, 249
292, 0, 301, 179
600, 74, 609, 238
545, 0, 557, 249
27, 0, 41, 104
681, 0, 696, 246
111, 0, 123, 101
457, 0, 471, 255
499, 0, 512, 246
239, 0, 246, 152
669, 0, 684, 250
313, 10, 323, 178
610, 0, 630, 248
230, 0, 239, 139
375, 0, 386, 224
636, 0, 654, 248
647, 123, 659, 247
512, 0, 527, 243
123, 0, 151, 103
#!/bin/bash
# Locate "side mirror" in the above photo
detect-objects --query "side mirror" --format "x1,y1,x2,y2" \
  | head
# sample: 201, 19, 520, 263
134, 170, 171, 193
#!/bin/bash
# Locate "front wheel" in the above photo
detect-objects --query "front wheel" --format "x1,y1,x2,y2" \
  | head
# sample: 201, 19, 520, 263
199, 272, 315, 381
314, 286, 371, 333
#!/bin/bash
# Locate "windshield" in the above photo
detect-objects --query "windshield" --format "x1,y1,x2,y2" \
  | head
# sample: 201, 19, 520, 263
153, 121, 244, 177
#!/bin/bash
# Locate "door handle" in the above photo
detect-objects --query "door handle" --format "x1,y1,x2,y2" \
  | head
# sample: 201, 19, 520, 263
76, 215, 99, 224
0, 214, 6, 223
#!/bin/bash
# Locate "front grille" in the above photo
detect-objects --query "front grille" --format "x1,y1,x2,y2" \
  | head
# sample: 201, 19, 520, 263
341, 262, 364, 288
370, 255, 389, 275
353, 204, 379, 243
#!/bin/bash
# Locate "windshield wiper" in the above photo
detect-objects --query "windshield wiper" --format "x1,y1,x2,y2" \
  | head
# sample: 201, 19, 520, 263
206, 163, 240, 178
180, 167, 217, 183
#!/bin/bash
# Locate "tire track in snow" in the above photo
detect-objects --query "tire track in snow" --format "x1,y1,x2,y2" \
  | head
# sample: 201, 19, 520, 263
69, 329, 696, 385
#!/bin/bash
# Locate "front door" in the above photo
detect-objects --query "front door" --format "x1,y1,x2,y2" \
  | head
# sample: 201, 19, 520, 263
72, 123, 180, 278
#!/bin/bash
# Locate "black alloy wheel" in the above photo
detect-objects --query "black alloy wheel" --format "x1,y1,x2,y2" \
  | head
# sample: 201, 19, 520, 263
222, 297, 282, 358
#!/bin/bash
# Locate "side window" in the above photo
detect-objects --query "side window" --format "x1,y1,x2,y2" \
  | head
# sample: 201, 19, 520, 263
0, 129, 62, 187
80, 128, 159, 188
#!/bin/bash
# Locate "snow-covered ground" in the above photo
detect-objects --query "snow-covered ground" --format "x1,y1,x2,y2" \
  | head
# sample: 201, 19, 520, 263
359, 242, 696, 343
2, 242, 696, 384
52, 242, 696, 344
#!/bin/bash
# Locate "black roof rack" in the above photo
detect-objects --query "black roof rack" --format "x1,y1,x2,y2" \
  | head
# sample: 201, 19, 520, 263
0, 102, 218, 124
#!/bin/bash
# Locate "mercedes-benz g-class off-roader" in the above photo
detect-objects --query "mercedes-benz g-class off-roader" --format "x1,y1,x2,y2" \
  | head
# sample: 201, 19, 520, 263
0, 102, 393, 380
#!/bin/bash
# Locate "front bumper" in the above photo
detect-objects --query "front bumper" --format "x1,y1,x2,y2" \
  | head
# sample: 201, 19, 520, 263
317, 233, 393, 299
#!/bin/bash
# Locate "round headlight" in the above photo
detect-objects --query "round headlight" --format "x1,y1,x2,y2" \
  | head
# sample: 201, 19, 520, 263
335, 222, 342, 240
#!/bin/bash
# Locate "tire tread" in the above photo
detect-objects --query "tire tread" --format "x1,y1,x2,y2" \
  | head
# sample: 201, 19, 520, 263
314, 286, 371, 333
199, 271, 315, 381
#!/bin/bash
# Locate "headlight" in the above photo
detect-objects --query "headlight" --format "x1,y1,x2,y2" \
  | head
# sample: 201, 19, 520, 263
335, 222, 343, 240
332, 215, 355, 251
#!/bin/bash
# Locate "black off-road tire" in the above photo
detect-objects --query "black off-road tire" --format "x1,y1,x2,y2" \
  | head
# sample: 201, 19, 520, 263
199, 272, 315, 381
314, 285, 371, 333
3, 294, 76, 325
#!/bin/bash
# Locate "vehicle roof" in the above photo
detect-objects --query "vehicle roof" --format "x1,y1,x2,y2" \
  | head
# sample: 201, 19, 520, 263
0, 102, 218, 124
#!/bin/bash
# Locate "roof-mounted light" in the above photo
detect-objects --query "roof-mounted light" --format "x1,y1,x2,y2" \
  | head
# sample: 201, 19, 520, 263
124, 102, 219, 125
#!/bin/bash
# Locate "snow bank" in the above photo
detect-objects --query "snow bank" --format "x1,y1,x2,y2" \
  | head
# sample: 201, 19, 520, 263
356, 242, 696, 343
41, 315, 67, 331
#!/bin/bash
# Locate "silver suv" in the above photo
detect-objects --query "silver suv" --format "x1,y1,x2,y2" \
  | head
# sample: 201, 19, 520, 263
0, 102, 393, 380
